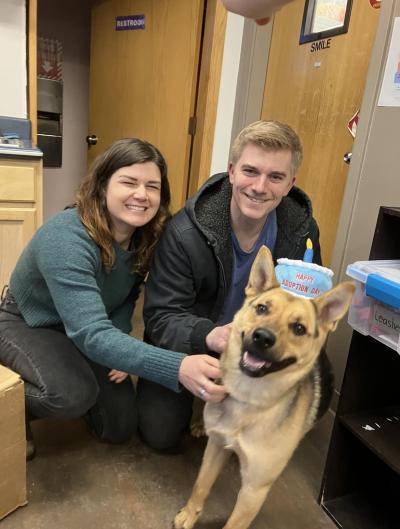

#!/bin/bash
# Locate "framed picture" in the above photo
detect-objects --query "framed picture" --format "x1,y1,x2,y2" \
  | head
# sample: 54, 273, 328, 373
299, 0, 353, 45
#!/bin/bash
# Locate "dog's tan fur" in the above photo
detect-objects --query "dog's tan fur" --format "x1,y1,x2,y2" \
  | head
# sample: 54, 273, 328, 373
174, 246, 355, 529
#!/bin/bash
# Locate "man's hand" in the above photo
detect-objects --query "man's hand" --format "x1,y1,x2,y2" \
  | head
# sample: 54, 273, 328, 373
221, 0, 294, 24
205, 323, 232, 354
108, 369, 129, 384
178, 355, 227, 402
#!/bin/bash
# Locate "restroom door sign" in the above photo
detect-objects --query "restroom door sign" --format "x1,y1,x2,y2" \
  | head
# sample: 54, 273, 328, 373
116, 15, 145, 30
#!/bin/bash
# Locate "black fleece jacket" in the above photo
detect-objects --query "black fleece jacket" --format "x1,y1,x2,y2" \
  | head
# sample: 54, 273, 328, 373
143, 172, 322, 355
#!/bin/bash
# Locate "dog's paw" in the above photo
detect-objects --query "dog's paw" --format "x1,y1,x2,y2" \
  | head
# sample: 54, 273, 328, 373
173, 506, 201, 529
190, 420, 206, 438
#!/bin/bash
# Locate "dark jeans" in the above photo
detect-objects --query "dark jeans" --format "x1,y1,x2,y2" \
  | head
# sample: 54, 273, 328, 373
0, 293, 193, 450
136, 377, 194, 451
0, 294, 136, 443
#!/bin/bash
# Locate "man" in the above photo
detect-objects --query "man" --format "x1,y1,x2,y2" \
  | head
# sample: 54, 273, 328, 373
137, 120, 322, 450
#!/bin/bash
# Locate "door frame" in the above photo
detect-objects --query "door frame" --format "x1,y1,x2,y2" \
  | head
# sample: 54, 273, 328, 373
27, 0, 37, 144
188, 0, 227, 196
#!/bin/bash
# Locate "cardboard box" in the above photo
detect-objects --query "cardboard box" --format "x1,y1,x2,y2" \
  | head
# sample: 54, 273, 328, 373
0, 365, 27, 519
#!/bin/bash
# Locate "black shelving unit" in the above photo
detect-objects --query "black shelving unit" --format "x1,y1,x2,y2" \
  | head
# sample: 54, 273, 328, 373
320, 207, 400, 529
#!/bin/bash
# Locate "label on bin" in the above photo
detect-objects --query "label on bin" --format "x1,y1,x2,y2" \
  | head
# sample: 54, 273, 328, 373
370, 303, 400, 338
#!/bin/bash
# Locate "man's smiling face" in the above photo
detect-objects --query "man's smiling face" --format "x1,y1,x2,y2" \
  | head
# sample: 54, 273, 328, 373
229, 143, 295, 224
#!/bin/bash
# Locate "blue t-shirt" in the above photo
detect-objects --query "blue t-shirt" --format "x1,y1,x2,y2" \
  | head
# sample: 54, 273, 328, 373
218, 210, 277, 325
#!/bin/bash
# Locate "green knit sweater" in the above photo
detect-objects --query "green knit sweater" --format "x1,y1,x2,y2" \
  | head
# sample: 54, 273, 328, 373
10, 208, 185, 392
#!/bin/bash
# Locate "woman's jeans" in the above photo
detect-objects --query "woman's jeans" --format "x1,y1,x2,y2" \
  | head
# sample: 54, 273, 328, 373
0, 292, 137, 443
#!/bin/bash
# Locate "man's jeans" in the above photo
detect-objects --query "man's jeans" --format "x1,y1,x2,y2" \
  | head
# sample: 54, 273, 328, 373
0, 293, 137, 443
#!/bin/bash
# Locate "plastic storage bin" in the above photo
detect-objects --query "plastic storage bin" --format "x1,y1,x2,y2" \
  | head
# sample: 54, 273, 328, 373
346, 260, 400, 354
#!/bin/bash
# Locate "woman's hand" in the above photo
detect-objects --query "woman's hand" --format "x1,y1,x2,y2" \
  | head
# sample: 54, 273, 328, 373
178, 355, 227, 402
108, 369, 129, 384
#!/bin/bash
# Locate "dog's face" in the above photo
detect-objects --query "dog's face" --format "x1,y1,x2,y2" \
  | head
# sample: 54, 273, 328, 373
222, 246, 355, 386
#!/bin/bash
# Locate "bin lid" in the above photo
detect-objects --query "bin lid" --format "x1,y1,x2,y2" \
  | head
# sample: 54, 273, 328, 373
346, 260, 400, 283
366, 274, 400, 309
346, 260, 400, 309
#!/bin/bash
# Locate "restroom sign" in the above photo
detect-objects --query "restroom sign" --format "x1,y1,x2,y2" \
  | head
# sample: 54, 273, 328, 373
116, 15, 145, 31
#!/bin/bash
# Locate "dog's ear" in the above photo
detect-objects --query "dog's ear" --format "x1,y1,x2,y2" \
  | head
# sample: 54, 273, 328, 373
246, 245, 279, 296
313, 281, 355, 331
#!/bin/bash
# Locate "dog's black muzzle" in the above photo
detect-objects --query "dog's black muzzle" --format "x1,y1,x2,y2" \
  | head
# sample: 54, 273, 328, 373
239, 328, 296, 378
252, 328, 276, 351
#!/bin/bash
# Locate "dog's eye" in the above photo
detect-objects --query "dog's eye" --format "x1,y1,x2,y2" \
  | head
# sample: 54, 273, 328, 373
290, 322, 307, 336
256, 304, 269, 315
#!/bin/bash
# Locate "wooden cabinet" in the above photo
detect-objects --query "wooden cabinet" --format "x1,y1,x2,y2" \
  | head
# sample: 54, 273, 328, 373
0, 156, 43, 294
320, 207, 400, 529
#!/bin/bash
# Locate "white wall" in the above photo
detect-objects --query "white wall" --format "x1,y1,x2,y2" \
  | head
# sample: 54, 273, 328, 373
231, 19, 272, 143
210, 12, 245, 175
210, 13, 272, 175
0, 0, 27, 118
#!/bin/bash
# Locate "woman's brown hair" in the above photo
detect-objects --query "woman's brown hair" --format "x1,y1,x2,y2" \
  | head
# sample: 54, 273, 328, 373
76, 138, 171, 275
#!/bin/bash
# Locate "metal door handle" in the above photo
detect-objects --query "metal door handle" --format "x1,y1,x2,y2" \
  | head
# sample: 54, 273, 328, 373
343, 152, 352, 164
86, 134, 98, 146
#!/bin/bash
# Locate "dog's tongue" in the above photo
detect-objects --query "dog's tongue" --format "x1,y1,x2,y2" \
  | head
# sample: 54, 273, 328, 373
243, 351, 272, 369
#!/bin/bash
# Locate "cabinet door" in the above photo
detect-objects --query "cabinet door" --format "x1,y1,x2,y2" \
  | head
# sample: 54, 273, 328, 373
0, 166, 35, 202
0, 208, 36, 293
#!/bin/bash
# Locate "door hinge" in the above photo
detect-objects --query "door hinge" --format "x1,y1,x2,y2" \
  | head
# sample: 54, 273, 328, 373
188, 116, 197, 136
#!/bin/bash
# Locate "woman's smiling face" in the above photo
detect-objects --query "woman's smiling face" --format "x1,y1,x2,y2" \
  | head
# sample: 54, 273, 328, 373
105, 162, 161, 244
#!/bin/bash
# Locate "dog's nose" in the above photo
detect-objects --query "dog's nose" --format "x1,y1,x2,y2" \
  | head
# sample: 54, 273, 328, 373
252, 328, 275, 349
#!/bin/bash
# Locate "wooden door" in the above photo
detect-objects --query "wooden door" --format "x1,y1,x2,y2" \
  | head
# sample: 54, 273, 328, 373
261, 1, 380, 265
88, 0, 204, 213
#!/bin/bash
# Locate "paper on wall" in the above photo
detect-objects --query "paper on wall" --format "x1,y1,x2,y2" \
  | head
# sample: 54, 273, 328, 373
378, 17, 400, 107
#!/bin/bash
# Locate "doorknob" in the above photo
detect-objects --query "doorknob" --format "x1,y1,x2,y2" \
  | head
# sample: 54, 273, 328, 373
86, 134, 98, 146
343, 152, 352, 164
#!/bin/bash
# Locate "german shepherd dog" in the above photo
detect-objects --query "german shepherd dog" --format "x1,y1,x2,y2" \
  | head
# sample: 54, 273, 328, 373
174, 246, 355, 529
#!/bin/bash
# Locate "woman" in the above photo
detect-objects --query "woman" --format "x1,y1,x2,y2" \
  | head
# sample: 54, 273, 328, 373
0, 138, 225, 458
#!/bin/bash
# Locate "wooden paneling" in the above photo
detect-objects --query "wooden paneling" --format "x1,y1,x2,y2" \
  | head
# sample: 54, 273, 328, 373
89, 0, 205, 213
261, 1, 379, 265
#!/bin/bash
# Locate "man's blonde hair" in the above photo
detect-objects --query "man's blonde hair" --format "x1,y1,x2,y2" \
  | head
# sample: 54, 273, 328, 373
230, 120, 303, 175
